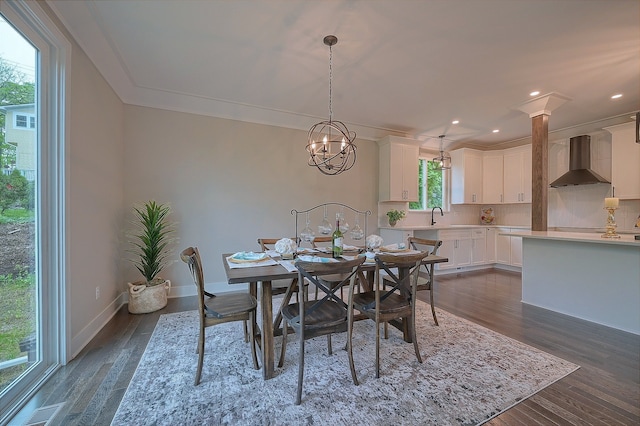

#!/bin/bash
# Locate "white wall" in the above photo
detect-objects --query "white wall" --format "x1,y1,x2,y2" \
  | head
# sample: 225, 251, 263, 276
60, 16, 125, 356
122, 105, 379, 296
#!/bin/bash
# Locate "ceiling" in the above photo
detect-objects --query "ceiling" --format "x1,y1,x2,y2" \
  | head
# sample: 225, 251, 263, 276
47, 0, 639, 151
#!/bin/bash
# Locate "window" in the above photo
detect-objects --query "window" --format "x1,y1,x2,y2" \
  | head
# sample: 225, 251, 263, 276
409, 158, 446, 210
0, 1, 69, 423
14, 113, 35, 129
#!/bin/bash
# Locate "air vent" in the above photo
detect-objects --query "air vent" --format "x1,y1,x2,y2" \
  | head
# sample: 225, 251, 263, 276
24, 403, 65, 426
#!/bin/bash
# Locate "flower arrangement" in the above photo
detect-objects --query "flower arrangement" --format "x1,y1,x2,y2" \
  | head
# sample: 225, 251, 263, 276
386, 209, 406, 226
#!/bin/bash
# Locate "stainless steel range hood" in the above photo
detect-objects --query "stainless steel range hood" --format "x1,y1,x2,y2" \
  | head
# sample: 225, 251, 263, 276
549, 135, 610, 187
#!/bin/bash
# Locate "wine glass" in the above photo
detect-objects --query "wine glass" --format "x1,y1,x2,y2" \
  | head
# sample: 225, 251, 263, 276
350, 215, 364, 240
300, 212, 315, 243
318, 205, 332, 234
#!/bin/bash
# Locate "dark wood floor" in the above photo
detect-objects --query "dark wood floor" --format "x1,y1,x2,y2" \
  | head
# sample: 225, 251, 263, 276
11, 269, 640, 425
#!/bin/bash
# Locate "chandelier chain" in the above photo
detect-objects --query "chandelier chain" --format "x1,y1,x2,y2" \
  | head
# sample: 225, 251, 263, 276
328, 42, 333, 122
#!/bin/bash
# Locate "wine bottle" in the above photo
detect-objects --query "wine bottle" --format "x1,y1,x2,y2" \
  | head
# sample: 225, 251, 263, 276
332, 213, 343, 258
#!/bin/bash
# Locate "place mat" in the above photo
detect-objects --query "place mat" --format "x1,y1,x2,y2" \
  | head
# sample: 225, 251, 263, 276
226, 253, 277, 269
112, 301, 579, 426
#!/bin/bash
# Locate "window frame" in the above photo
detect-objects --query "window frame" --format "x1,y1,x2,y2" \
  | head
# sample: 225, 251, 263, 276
0, 0, 70, 423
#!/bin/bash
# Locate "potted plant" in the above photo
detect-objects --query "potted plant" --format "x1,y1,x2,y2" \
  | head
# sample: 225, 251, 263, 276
127, 201, 176, 314
386, 209, 406, 227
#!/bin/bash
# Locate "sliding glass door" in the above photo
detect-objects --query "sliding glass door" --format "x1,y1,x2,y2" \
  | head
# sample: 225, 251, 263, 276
0, 1, 68, 422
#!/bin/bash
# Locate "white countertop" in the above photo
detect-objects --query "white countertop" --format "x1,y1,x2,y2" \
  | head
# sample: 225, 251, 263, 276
379, 224, 530, 231
510, 230, 640, 247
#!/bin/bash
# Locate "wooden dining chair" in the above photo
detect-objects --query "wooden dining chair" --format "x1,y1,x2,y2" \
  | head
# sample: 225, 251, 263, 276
310, 235, 357, 299
180, 247, 259, 385
350, 251, 429, 380
257, 238, 307, 330
278, 256, 365, 405
384, 237, 443, 325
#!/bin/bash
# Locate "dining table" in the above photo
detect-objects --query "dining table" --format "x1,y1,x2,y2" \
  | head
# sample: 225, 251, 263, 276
222, 250, 448, 380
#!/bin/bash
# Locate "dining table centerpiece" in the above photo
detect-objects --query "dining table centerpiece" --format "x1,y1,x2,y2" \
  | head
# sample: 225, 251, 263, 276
126, 200, 176, 314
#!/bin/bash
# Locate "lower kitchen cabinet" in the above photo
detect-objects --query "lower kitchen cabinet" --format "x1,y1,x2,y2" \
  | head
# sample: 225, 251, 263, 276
485, 228, 497, 263
496, 227, 524, 267
379, 226, 523, 274
438, 229, 472, 270
471, 228, 486, 265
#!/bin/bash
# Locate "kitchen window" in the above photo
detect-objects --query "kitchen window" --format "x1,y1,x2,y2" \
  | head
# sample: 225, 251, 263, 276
410, 158, 447, 211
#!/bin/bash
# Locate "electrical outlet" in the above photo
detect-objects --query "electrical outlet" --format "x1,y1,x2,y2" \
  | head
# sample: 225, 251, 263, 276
95, 286, 100, 300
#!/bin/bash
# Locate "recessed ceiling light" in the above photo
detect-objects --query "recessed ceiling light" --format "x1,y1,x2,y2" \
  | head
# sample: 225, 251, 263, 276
452, 120, 459, 124
529, 91, 540, 96
492, 129, 500, 133
611, 93, 623, 99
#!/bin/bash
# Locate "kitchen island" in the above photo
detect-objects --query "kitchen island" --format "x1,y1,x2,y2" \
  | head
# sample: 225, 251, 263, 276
511, 230, 640, 335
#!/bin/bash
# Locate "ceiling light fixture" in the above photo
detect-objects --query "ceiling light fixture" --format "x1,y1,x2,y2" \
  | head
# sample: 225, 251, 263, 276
306, 35, 356, 175
451, 120, 460, 124
432, 135, 451, 170
492, 129, 500, 133
530, 91, 540, 96
611, 93, 623, 99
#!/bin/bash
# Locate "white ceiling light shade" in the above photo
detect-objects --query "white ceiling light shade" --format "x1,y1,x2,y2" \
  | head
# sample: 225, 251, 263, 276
306, 35, 357, 176
432, 135, 451, 170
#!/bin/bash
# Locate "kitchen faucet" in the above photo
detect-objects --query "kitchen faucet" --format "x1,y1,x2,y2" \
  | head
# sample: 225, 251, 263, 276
431, 206, 443, 226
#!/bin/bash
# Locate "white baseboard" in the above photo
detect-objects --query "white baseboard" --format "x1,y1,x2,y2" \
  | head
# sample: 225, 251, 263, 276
69, 292, 127, 361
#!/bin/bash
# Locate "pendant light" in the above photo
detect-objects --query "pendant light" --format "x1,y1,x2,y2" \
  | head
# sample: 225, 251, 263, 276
432, 134, 451, 170
306, 35, 357, 175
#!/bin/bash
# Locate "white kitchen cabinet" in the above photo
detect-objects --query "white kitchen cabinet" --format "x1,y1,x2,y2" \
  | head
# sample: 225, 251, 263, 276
485, 227, 497, 263
496, 227, 511, 264
437, 229, 472, 270
379, 228, 413, 247
496, 227, 525, 267
451, 148, 483, 204
378, 136, 419, 202
503, 145, 532, 203
482, 152, 504, 204
470, 228, 486, 265
605, 122, 640, 199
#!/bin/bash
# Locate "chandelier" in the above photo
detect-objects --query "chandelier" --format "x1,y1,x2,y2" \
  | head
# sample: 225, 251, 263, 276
432, 135, 451, 170
306, 35, 356, 175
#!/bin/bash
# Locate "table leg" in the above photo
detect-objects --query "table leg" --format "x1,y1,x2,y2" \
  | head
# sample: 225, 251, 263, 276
261, 281, 274, 380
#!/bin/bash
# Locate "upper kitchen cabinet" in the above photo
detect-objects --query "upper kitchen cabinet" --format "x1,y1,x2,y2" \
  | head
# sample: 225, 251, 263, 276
503, 145, 532, 203
378, 136, 419, 202
605, 122, 640, 199
451, 148, 483, 204
482, 152, 504, 204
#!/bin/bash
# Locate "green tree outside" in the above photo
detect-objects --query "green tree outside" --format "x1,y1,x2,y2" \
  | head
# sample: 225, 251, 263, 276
410, 159, 443, 210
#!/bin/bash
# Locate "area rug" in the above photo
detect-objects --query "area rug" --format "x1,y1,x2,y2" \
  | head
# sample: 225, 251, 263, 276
112, 301, 578, 426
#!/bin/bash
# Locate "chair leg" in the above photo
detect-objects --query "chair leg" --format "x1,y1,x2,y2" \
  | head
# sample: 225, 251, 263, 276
296, 332, 305, 405
327, 334, 333, 355
347, 304, 359, 385
384, 321, 388, 339
411, 314, 423, 364
375, 320, 381, 379
430, 288, 439, 326
278, 318, 288, 368
249, 311, 259, 370
243, 320, 249, 343
195, 326, 205, 386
